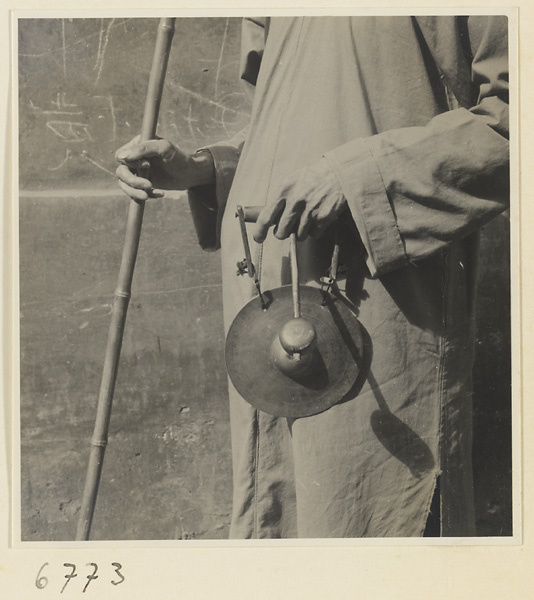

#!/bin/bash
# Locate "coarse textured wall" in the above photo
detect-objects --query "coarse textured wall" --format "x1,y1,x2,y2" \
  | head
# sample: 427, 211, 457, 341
18, 18, 250, 186
17, 17, 512, 541
19, 17, 247, 541
20, 195, 231, 540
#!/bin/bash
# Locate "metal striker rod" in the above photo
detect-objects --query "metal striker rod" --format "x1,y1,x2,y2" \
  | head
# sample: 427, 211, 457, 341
236, 205, 256, 280
289, 233, 301, 319
240, 206, 301, 316
76, 18, 176, 541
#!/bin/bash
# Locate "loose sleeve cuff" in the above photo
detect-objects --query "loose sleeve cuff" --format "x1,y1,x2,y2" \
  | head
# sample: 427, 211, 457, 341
188, 143, 241, 251
324, 139, 408, 278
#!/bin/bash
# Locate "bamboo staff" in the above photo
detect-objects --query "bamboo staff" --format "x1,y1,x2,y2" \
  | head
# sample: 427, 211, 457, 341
76, 17, 176, 541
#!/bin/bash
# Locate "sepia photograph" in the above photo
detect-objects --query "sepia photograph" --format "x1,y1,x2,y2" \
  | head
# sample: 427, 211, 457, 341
14, 14, 514, 545
5, 0, 534, 597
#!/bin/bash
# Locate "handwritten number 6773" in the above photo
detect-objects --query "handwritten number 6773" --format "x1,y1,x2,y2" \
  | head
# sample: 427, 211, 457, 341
34, 562, 125, 591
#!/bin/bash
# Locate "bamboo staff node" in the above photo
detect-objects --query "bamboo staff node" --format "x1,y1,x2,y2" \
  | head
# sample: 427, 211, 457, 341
76, 18, 176, 542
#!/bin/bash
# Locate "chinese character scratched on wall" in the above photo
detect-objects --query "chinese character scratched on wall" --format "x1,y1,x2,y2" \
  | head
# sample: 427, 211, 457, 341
18, 17, 250, 190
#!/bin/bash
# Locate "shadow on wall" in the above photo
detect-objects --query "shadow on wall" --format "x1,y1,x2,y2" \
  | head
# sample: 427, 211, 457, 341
472, 213, 512, 536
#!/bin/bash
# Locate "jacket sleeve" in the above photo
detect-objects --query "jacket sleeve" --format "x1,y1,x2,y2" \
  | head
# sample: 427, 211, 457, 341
188, 17, 266, 250
324, 15, 509, 277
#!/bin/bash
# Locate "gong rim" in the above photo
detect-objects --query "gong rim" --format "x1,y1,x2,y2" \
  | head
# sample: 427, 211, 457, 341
225, 286, 363, 418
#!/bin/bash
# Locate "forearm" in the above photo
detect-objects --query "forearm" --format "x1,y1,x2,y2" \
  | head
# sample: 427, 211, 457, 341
188, 140, 244, 250
325, 16, 509, 277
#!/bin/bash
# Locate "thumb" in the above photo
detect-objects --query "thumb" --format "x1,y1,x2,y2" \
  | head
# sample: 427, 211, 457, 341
116, 139, 172, 163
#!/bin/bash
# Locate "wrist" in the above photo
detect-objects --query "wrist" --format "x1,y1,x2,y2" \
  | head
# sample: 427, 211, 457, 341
189, 149, 215, 187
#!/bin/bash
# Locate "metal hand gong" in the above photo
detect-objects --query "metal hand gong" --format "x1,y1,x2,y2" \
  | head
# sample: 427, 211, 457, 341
225, 207, 364, 419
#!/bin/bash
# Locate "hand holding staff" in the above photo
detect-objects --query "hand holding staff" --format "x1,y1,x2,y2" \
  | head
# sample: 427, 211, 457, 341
115, 137, 215, 199
76, 18, 176, 541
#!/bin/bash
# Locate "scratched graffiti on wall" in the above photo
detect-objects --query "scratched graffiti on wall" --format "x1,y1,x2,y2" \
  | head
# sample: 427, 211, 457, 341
18, 18, 251, 189
28, 92, 118, 177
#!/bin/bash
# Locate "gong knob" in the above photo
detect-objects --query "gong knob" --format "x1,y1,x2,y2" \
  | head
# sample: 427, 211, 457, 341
270, 317, 317, 377
279, 318, 316, 353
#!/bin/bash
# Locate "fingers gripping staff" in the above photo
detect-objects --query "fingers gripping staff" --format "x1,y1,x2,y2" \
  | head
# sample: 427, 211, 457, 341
76, 18, 176, 541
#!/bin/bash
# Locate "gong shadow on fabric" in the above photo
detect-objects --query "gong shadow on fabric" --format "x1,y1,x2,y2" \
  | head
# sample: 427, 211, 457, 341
326, 296, 435, 479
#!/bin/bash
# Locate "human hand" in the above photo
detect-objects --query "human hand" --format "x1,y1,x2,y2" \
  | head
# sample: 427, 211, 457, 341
253, 158, 347, 243
115, 136, 215, 201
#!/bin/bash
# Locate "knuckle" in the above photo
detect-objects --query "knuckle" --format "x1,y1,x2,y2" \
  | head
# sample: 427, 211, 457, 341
256, 214, 270, 229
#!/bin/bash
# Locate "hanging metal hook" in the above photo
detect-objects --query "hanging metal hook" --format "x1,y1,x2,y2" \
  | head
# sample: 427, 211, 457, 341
235, 205, 266, 308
